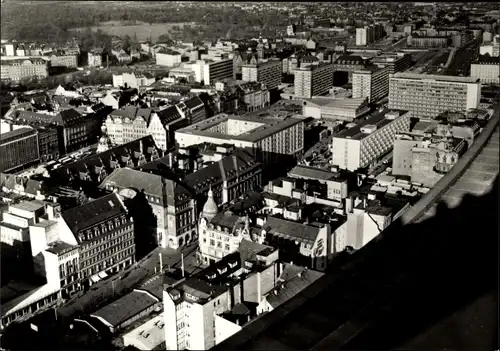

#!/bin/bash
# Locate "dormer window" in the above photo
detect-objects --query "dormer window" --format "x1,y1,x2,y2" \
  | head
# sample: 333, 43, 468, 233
228, 261, 237, 269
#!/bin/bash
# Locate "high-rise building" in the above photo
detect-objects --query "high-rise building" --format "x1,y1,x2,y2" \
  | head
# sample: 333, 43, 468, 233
330, 109, 411, 171
352, 65, 391, 103
371, 52, 412, 75
294, 63, 334, 99
192, 59, 234, 85
388, 73, 481, 119
242, 59, 282, 89
356, 24, 385, 46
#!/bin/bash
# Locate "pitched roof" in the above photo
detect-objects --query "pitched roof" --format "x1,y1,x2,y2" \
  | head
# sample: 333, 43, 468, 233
61, 193, 126, 236
100, 167, 192, 206
109, 106, 154, 124
156, 105, 183, 126
184, 149, 260, 195
182, 96, 204, 110
264, 216, 322, 243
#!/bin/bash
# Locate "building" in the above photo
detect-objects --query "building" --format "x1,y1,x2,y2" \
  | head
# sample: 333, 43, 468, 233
294, 63, 334, 99
15, 109, 101, 155
0, 58, 49, 82
49, 54, 78, 68
356, 24, 385, 46
388, 73, 481, 119
371, 52, 412, 75
112, 72, 155, 89
479, 35, 500, 57
242, 59, 282, 90
352, 65, 391, 103
301, 97, 370, 122
100, 168, 195, 249
407, 35, 449, 48
392, 129, 468, 187
88, 50, 103, 68
333, 55, 368, 83
330, 109, 411, 171
176, 96, 207, 125
0, 127, 40, 172
105, 105, 186, 151
175, 113, 305, 165
164, 250, 280, 350
192, 59, 234, 85
58, 193, 136, 289
35, 124, 60, 163
156, 50, 183, 67
470, 55, 500, 84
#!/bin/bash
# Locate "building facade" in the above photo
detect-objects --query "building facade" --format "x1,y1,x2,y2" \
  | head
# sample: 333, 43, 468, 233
294, 63, 334, 99
352, 65, 390, 103
156, 50, 182, 67
59, 193, 136, 289
0, 58, 49, 82
49, 54, 78, 68
175, 114, 305, 165
388, 73, 481, 119
242, 59, 282, 90
330, 109, 411, 171
88, 51, 103, 67
302, 97, 370, 122
0, 127, 40, 172
470, 55, 500, 84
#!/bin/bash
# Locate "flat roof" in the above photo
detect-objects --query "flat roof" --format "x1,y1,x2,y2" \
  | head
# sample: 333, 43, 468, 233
176, 113, 306, 143
335, 109, 409, 141
391, 72, 480, 84
9, 200, 45, 213
45, 241, 77, 255
122, 313, 165, 350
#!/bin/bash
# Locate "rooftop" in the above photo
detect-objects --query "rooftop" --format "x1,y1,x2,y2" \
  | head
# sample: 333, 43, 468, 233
9, 200, 45, 213
0, 127, 35, 142
335, 109, 409, 140
61, 193, 126, 238
288, 165, 346, 182
263, 216, 323, 244
45, 241, 77, 255
391, 72, 480, 84
176, 113, 305, 143
121, 313, 165, 350
91, 290, 160, 328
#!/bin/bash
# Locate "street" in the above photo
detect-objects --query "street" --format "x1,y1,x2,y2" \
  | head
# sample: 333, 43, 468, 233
58, 242, 200, 318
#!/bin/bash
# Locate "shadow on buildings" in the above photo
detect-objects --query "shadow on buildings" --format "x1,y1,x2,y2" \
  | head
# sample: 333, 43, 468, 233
122, 189, 158, 260
211, 176, 499, 351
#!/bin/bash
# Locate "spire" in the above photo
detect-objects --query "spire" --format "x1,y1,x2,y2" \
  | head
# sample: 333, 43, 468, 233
201, 186, 218, 221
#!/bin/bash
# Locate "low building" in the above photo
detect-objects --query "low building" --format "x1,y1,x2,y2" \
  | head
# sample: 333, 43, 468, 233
156, 50, 182, 67
330, 109, 412, 171
112, 72, 155, 89
0, 127, 40, 173
407, 35, 449, 48
88, 50, 103, 68
122, 312, 166, 350
302, 97, 370, 122
91, 289, 162, 333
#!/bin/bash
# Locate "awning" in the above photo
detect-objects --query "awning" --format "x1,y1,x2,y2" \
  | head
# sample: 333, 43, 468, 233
98, 271, 108, 279
90, 274, 101, 283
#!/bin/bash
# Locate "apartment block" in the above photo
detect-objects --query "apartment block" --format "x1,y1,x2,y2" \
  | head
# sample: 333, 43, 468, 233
192, 59, 234, 85
242, 59, 282, 89
388, 73, 481, 119
49, 54, 78, 68
356, 24, 385, 46
330, 109, 411, 171
352, 65, 391, 103
294, 63, 334, 99
0, 58, 49, 82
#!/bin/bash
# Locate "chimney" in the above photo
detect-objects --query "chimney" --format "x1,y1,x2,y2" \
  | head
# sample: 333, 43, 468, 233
140, 140, 144, 154
363, 198, 367, 209
257, 272, 262, 304
346, 196, 354, 213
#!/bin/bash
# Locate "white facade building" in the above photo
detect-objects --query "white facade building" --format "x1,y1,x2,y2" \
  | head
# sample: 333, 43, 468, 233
302, 97, 370, 122
388, 73, 481, 119
330, 109, 411, 171
156, 51, 182, 67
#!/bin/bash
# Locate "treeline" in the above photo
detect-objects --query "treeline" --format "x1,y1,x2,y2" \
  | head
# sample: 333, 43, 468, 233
1, 2, 290, 44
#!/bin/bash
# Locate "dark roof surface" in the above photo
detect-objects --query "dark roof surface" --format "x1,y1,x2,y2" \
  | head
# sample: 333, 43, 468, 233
61, 193, 126, 237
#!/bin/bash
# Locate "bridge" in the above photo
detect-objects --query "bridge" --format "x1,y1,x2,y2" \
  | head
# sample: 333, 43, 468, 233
212, 106, 499, 351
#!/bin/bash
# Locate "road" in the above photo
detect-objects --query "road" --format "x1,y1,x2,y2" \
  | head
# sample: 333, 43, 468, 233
58, 242, 200, 318
443, 39, 480, 76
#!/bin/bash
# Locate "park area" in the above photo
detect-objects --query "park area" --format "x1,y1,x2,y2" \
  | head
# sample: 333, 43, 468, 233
70, 21, 196, 42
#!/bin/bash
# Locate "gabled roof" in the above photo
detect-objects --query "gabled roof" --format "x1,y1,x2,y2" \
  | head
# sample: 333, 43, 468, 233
100, 167, 192, 206
156, 105, 183, 126
182, 96, 205, 110
109, 106, 154, 124
61, 193, 126, 236
264, 216, 322, 243
55, 108, 84, 126
184, 149, 260, 195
